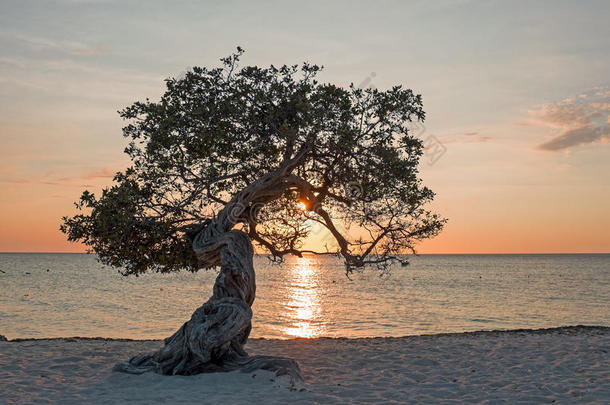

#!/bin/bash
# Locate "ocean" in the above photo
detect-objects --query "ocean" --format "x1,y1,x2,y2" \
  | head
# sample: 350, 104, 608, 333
0, 253, 608, 340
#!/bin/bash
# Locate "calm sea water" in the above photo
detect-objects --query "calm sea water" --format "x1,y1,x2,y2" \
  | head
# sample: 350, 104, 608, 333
0, 253, 608, 340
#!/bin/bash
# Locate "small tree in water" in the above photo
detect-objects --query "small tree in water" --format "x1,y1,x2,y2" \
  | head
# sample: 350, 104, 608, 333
61, 49, 446, 384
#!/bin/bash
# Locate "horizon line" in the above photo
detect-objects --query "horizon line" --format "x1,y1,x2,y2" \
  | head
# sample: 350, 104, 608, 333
1, 251, 609, 255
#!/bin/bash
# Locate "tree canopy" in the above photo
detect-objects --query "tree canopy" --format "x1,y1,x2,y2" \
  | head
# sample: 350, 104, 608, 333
61, 48, 446, 276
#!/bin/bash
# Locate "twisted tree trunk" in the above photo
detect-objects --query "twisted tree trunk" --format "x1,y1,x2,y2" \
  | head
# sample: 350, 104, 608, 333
114, 228, 304, 386
114, 150, 309, 386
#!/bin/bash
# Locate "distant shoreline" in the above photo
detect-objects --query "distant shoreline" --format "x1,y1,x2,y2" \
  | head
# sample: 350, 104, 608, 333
3, 325, 608, 343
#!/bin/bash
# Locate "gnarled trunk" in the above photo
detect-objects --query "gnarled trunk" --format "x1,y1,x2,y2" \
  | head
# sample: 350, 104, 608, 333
115, 150, 310, 386
114, 229, 304, 386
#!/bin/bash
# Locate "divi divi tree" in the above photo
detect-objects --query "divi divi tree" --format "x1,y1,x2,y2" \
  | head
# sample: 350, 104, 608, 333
61, 49, 446, 384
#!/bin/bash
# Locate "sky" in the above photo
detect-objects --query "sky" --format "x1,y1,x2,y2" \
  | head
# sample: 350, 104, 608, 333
0, 0, 609, 253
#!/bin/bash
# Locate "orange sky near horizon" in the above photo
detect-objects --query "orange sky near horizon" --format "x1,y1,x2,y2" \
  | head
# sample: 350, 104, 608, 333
1, 162, 608, 254
1, 1, 609, 255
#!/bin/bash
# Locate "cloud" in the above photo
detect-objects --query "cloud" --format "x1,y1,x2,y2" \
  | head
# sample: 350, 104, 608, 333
530, 87, 610, 151
82, 168, 116, 180
70, 45, 112, 57
3, 31, 112, 57
537, 126, 609, 151
438, 132, 491, 144
0, 178, 31, 184
51, 167, 116, 184
0, 167, 116, 186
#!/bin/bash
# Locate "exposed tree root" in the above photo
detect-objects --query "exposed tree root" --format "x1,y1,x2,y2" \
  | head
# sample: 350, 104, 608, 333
114, 230, 304, 387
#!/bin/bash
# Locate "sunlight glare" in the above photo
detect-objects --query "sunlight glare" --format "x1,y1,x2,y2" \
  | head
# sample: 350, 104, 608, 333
281, 256, 324, 338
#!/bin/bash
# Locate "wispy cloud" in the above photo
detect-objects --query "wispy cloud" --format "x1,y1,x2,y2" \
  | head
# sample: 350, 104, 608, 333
50, 167, 116, 184
2, 30, 112, 57
530, 87, 610, 151
70, 45, 112, 57
0, 178, 31, 184
0, 167, 116, 186
438, 132, 491, 144
82, 168, 116, 180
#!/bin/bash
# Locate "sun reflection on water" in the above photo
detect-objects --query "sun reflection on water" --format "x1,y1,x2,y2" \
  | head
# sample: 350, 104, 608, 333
281, 256, 324, 338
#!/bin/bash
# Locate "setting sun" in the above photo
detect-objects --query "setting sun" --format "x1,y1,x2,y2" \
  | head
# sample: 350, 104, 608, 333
297, 201, 307, 211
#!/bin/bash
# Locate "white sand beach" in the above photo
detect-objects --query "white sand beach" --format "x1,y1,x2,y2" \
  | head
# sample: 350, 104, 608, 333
1, 326, 608, 404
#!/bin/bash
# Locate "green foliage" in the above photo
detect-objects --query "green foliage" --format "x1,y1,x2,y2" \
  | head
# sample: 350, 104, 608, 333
62, 48, 445, 275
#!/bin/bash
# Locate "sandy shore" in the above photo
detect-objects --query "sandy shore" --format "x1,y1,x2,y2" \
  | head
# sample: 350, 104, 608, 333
1, 326, 608, 404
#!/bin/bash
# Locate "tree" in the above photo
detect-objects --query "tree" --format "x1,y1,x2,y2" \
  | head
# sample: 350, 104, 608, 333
61, 48, 446, 385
